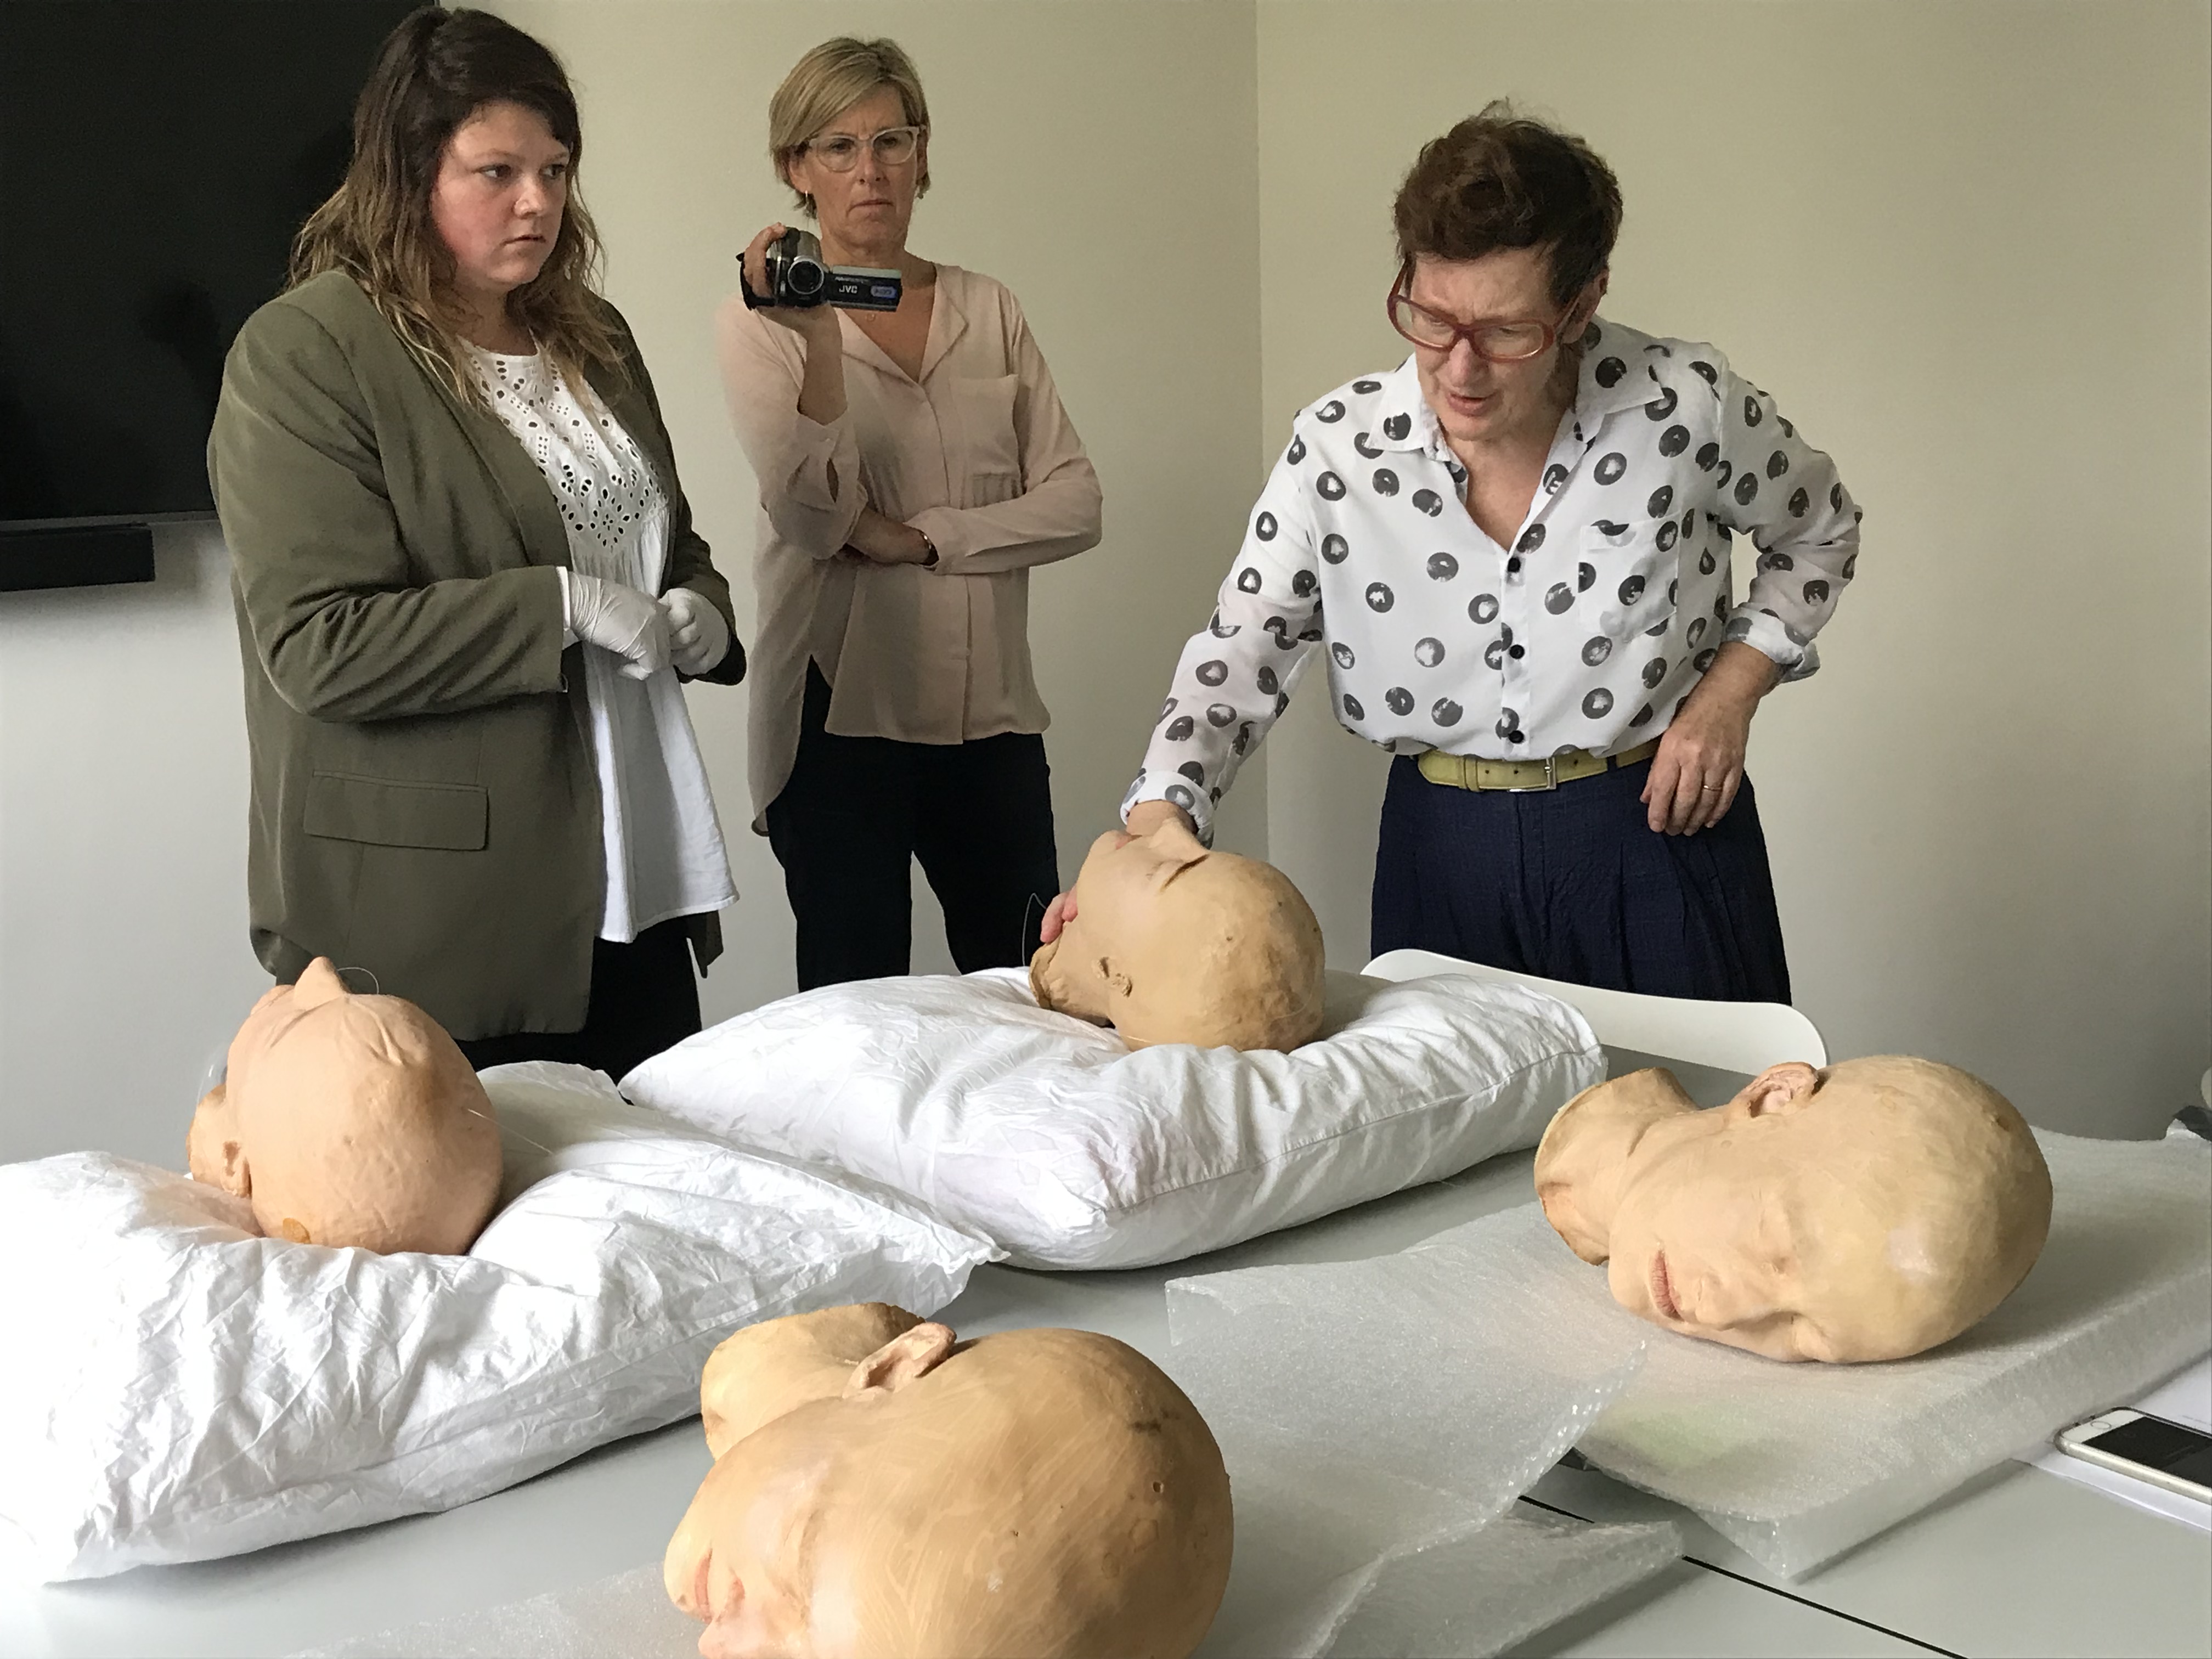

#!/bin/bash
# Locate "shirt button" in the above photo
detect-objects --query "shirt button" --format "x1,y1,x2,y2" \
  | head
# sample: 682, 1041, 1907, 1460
1506, 557, 1523, 575
1509, 644, 1526, 659
1508, 729, 1526, 743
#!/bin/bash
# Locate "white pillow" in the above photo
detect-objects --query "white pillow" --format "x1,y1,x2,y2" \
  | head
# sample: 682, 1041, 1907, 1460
0, 1063, 994, 1583
623, 970, 1602, 1271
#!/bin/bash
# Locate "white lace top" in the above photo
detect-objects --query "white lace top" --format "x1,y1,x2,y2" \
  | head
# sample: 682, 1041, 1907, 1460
469, 345, 735, 944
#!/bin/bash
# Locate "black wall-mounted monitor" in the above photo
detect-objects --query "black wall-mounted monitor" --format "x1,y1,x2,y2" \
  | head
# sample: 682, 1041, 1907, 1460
1, 0, 415, 585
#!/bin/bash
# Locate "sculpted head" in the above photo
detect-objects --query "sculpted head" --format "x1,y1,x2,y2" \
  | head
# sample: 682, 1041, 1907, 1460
1534, 1057, 2052, 1363
665, 1303, 1233, 1659
1030, 822, 1326, 1051
185, 957, 501, 1254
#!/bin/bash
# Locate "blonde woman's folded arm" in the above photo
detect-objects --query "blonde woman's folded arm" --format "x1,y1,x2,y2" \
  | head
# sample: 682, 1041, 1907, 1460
911, 304, 1102, 577
714, 298, 866, 561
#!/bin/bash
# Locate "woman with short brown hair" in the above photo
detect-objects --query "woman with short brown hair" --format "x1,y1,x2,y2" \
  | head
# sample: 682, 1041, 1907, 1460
211, 6, 745, 1077
1081, 101, 1864, 1003
719, 36, 1102, 992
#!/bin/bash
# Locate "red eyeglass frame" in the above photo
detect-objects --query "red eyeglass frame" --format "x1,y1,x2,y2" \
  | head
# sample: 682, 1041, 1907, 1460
1385, 259, 1575, 363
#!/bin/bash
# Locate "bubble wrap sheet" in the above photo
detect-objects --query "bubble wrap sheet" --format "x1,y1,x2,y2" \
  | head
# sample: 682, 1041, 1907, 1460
1458, 1131, 2211, 1577
1166, 1229, 1671, 1657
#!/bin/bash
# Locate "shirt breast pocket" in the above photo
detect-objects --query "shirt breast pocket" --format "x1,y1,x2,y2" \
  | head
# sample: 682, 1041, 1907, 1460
1583, 519, 1680, 640
950, 373, 1023, 508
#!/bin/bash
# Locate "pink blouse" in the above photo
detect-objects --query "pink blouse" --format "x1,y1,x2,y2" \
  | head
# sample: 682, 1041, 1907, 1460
715, 264, 1103, 825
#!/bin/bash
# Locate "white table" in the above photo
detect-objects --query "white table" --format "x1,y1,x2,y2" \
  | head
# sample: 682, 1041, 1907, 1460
4, 1153, 2205, 1659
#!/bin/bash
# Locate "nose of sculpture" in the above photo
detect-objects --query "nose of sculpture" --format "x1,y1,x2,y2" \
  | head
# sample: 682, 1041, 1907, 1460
288, 956, 353, 1011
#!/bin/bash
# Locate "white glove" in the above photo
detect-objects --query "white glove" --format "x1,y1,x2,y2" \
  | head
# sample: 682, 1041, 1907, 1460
661, 585, 732, 676
563, 569, 670, 681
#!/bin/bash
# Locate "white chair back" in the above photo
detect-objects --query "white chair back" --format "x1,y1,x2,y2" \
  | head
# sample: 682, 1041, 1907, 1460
1362, 948, 1827, 1075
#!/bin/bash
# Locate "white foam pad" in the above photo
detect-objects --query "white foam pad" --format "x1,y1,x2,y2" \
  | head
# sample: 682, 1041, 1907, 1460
1317, 1510, 1681, 1659
0, 1063, 992, 1582
1169, 1129, 2209, 1582
1574, 1129, 2212, 1575
1165, 1218, 1668, 1654
624, 968, 1602, 1269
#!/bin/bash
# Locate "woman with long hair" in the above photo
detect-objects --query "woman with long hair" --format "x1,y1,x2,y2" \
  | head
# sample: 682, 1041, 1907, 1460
210, 6, 746, 1078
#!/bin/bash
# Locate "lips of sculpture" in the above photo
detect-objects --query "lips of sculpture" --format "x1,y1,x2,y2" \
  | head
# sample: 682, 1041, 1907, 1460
1028, 823, 1213, 1029
670, 1426, 837, 1659
1604, 1228, 1815, 1361
1649, 1249, 1680, 1322
1597, 1109, 1827, 1361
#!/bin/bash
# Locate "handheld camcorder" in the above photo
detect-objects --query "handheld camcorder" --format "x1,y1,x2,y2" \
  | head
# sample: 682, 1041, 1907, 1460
741, 228, 902, 313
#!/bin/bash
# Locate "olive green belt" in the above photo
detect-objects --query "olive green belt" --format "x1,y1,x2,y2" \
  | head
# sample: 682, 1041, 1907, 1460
1416, 736, 1662, 793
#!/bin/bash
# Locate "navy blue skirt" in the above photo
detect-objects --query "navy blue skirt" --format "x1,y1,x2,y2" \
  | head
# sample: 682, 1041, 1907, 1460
1370, 754, 1792, 1003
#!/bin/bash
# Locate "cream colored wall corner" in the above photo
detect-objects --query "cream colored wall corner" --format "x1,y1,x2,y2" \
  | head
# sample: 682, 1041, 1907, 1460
484, 0, 1263, 1023
1255, 1, 2211, 1136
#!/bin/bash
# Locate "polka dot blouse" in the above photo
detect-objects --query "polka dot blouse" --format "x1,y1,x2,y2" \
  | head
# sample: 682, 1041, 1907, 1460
1123, 318, 1863, 840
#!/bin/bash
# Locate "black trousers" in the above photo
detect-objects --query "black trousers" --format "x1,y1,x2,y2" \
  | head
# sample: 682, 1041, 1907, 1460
454, 915, 702, 1081
1370, 754, 1792, 1003
766, 662, 1060, 990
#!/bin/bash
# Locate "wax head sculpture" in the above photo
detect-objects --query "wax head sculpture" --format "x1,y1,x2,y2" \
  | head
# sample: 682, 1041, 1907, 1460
1534, 1057, 2052, 1363
664, 1302, 1233, 1659
185, 957, 501, 1254
1029, 821, 1326, 1051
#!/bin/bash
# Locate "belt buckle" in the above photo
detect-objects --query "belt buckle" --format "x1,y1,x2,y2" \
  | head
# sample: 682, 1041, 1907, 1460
1509, 754, 1560, 793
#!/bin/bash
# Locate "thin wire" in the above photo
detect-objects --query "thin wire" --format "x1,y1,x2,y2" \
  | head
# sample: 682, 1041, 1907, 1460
1514, 1493, 1968, 1658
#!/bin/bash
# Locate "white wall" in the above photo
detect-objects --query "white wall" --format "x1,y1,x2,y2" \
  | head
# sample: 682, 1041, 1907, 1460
1256, 0, 2211, 1136
3, 1, 2205, 1164
0, 523, 271, 1164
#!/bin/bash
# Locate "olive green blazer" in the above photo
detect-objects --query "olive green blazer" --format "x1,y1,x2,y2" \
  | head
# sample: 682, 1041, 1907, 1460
208, 270, 745, 1040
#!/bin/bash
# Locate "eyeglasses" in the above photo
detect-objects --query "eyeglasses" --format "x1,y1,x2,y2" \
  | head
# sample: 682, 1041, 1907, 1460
1386, 261, 1565, 362
800, 126, 924, 172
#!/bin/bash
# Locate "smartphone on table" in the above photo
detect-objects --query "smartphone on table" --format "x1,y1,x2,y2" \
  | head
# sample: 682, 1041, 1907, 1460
2056, 1410, 2212, 1503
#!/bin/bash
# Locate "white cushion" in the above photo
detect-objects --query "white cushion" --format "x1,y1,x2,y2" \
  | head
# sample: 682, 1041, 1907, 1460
0, 1063, 994, 1583
623, 970, 1602, 1271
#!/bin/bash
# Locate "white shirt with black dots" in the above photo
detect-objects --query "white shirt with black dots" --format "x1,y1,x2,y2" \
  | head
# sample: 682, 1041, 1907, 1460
1122, 318, 1862, 842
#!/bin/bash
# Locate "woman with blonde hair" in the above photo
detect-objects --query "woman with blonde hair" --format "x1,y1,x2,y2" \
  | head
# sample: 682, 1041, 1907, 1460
210, 6, 746, 1079
722, 36, 1102, 991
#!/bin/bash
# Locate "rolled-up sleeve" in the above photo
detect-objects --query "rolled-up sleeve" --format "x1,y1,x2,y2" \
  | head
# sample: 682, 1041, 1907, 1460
1122, 426, 1326, 844
714, 300, 866, 561
1709, 360, 1862, 681
911, 298, 1102, 576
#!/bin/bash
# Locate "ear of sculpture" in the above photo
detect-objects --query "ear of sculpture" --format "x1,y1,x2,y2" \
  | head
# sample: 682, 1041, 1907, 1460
1099, 958, 1133, 1000
843, 1322, 957, 1400
1726, 1062, 1821, 1121
185, 1083, 252, 1199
